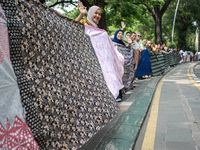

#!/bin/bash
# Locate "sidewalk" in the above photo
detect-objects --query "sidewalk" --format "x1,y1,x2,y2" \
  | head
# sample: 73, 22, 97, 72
79, 62, 200, 150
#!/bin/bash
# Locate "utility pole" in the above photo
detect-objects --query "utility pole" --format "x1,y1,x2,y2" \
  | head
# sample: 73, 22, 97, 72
171, 0, 180, 45
195, 22, 199, 53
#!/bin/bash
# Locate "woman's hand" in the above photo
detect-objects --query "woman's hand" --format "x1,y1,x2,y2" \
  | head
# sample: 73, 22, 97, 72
121, 21, 126, 30
127, 36, 132, 45
75, 1, 87, 22
77, 1, 87, 15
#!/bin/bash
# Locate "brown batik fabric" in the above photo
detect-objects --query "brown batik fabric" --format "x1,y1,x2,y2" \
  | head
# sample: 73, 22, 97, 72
1, 0, 119, 149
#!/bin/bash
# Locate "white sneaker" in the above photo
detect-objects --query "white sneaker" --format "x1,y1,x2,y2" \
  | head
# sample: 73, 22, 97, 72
116, 98, 122, 102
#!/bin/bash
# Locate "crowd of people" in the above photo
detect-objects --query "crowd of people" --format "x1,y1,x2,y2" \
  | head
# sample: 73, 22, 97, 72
74, 2, 155, 102
1, 1, 199, 149
179, 50, 200, 63
74, 2, 199, 102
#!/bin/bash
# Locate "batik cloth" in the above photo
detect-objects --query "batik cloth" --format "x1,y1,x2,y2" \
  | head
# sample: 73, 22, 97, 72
113, 42, 134, 89
135, 49, 152, 77
0, 4, 39, 149
1, 0, 119, 149
85, 25, 124, 98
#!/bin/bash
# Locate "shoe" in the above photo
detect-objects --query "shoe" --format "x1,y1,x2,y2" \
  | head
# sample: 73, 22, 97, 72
116, 98, 122, 102
131, 86, 135, 90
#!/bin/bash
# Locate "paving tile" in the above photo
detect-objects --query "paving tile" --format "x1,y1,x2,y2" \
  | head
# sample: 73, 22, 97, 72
156, 119, 167, 133
154, 141, 166, 150
126, 107, 147, 117
166, 122, 191, 134
155, 133, 166, 141
166, 133, 194, 142
119, 105, 131, 110
166, 114, 187, 123
166, 141, 196, 150
111, 124, 140, 141
95, 138, 134, 150
166, 108, 185, 115
134, 99, 151, 108
121, 115, 144, 127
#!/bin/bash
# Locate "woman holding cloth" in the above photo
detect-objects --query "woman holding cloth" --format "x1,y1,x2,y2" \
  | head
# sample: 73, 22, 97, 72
112, 30, 134, 101
75, 2, 101, 28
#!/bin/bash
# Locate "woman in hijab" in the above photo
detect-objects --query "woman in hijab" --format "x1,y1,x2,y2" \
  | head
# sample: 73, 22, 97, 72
112, 30, 134, 101
75, 2, 101, 28
112, 30, 126, 46
122, 31, 131, 46
135, 40, 152, 79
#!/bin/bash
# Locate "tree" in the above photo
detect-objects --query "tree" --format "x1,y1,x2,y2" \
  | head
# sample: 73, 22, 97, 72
116, 0, 173, 44
167, 0, 200, 50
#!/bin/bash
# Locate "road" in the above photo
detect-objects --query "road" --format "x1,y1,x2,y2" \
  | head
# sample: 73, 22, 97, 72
134, 62, 200, 150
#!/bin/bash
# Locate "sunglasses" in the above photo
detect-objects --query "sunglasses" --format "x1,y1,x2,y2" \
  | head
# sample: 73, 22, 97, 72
138, 35, 141, 37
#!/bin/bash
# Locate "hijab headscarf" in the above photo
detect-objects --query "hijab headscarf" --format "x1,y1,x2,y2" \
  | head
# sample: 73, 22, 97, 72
112, 30, 126, 46
122, 31, 131, 44
87, 6, 100, 28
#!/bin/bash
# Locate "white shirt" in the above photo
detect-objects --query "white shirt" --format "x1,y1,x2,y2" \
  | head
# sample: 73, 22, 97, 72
134, 40, 141, 52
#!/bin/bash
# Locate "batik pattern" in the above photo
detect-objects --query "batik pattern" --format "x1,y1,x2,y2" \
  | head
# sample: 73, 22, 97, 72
0, 4, 39, 149
85, 25, 124, 98
1, 0, 119, 149
114, 43, 134, 90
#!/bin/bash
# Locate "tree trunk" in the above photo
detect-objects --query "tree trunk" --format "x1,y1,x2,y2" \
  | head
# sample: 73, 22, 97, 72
154, 7, 162, 44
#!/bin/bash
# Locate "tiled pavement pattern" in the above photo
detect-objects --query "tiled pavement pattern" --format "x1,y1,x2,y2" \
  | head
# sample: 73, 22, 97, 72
153, 62, 200, 150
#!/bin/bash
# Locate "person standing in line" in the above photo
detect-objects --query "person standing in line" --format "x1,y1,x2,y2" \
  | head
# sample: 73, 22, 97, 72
190, 52, 194, 62
112, 29, 133, 100
75, 2, 101, 28
134, 33, 142, 56
130, 32, 138, 86
135, 40, 152, 79
183, 51, 187, 63
134, 33, 142, 81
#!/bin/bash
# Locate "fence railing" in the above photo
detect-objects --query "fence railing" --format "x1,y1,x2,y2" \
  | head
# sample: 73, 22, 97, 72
150, 52, 181, 76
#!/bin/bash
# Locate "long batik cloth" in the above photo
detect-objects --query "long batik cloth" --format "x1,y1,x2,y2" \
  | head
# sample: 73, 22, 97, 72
85, 25, 124, 98
1, 0, 119, 149
0, 4, 39, 149
114, 43, 134, 90
135, 49, 152, 77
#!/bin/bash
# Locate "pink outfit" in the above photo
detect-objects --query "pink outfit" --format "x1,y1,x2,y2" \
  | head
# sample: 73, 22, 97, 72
85, 25, 124, 98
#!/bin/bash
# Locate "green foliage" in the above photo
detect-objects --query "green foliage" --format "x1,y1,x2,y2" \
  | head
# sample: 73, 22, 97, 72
169, 43, 176, 49
43, 0, 200, 50
105, 0, 153, 36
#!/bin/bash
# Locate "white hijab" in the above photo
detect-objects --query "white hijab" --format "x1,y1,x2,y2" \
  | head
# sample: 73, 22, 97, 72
87, 6, 100, 28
